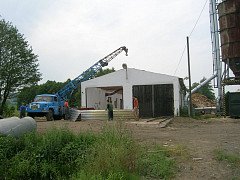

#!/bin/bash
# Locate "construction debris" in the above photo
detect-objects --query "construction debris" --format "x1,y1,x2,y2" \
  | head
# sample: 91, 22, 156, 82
192, 157, 203, 161
69, 109, 135, 121
159, 118, 173, 128
127, 117, 173, 128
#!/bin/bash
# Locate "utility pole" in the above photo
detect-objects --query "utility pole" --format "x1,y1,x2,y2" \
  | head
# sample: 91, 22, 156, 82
187, 36, 192, 117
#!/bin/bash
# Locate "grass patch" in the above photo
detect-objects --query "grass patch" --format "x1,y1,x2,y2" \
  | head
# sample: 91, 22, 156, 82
0, 125, 177, 179
137, 145, 176, 179
73, 125, 140, 179
214, 149, 240, 167
167, 144, 189, 160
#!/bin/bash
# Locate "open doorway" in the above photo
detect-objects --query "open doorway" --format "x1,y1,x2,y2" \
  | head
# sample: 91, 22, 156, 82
85, 86, 123, 110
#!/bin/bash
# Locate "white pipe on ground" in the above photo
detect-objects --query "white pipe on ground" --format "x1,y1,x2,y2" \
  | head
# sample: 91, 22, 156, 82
0, 117, 37, 137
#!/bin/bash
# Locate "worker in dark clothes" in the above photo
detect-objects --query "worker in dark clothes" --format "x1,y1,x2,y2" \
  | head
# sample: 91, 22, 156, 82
106, 99, 113, 120
19, 103, 26, 118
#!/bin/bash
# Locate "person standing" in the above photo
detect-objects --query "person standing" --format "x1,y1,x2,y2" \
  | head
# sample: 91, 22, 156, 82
133, 97, 139, 120
64, 100, 70, 120
106, 99, 113, 121
19, 103, 26, 118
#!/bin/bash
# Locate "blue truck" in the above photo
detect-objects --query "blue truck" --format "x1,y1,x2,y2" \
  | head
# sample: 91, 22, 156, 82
26, 46, 128, 121
26, 94, 65, 120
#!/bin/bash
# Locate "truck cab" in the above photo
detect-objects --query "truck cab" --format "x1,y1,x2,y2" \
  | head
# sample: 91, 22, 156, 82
26, 94, 65, 121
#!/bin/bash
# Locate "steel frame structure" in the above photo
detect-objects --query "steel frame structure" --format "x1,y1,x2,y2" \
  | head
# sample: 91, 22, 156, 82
209, 0, 223, 112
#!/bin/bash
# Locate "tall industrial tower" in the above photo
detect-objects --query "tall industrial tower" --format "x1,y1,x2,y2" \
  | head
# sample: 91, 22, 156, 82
209, 0, 240, 113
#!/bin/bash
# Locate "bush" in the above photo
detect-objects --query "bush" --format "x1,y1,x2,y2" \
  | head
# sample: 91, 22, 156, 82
3, 105, 17, 118
0, 126, 176, 179
0, 135, 24, 177
0, 128, 97, 179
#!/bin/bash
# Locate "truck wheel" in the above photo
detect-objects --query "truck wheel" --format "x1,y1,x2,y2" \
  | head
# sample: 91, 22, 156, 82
27, 113, 35, 119
53, 115, 62, 120
46, 109, 54, 121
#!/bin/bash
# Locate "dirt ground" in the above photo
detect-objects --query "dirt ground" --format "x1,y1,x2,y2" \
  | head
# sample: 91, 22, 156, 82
36, 117, 240, 179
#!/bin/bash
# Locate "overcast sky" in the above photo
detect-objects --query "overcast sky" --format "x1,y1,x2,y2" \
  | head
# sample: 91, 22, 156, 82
2, 0, 234, 91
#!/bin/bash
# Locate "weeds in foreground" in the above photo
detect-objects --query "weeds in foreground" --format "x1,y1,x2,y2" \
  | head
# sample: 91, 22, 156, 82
214, 149, 240, 167
167, 144, 189, 161
0, 125, 177, 179
214, 149, 240, 178
137, 145, 176, 179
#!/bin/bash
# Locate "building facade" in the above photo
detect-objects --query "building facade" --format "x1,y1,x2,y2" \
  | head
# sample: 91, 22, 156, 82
81, 68, 185, 117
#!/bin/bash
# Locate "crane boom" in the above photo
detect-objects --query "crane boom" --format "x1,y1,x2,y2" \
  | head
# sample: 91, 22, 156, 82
56, 46, 128, 100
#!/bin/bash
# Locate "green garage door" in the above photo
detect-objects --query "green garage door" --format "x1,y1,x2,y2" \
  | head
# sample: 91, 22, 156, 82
154, 84, 174, 117
133, 84, 174, 118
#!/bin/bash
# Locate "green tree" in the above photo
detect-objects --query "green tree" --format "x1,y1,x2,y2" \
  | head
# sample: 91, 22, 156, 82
37, 80, 68, 95
0, 19, 41, 115
17, 85, 38, 106
70, 87, 81, 107
17, 80, 68, 106
192, 77, 215, 100
95, 67, 115, 77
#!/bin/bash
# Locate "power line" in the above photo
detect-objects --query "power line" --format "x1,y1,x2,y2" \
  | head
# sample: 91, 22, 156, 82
189, 0, 208, 37
173, 0, 208, 75
174, 45, 186, 75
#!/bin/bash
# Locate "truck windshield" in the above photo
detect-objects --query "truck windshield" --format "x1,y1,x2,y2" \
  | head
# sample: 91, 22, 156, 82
34, 96, 53, 102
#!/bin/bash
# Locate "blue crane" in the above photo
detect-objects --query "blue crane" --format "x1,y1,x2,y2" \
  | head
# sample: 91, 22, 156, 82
56, 46, 128, 100
26, 46, 128, 121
